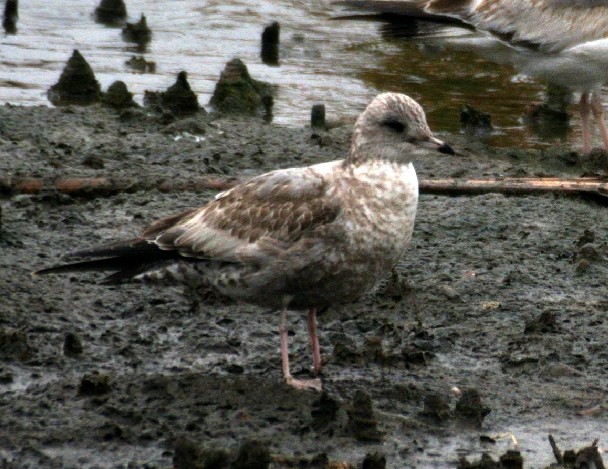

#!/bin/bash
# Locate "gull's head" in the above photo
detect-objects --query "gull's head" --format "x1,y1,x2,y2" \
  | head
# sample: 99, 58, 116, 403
349, 92, 454, 163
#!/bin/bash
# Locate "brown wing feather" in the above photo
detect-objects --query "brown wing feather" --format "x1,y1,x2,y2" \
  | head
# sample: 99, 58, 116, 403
35, 164, 343, 281
149, 165, 342, 261
464, 0, 608, 51
142, 207, 199, 238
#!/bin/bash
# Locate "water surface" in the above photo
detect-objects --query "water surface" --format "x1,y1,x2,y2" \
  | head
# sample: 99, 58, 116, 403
0, 2, 599, 148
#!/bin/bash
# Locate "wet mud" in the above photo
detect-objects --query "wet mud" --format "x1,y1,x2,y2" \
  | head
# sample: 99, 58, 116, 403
1, 103, 608, 468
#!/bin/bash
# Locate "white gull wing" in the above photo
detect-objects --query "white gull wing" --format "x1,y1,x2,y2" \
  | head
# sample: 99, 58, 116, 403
144, 160, 344, 264
517, 37, 608, 92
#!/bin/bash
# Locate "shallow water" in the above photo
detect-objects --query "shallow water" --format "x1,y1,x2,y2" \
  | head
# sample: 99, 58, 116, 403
2, 0, 603, 149
1, 0, 376, 125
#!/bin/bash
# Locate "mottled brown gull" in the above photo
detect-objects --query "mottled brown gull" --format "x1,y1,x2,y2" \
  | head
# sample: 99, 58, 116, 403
34, 92, 454, 391
340, 0, 608, 153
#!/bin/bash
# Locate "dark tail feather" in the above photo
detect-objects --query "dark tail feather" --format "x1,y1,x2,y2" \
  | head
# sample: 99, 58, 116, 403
65, 238, 162, 260
33, 238, 181, 283
333, 1, 473, 38
34, 257, 143, 275
334, 1, 466, 21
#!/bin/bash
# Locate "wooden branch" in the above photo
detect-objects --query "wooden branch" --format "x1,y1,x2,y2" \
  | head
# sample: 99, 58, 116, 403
2, 175, 608, 200
0, 176, 237, 197
419, 177, 608, 199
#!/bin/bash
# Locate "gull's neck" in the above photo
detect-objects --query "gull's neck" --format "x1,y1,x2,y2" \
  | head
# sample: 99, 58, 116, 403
345, 137, 413, 168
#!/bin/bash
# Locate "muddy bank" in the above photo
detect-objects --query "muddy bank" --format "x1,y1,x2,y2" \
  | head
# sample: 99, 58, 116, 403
1, 103, 608, 468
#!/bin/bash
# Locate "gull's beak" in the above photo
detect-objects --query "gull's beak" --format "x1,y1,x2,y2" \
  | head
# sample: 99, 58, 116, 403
438, 142, 455, 155
423, 136, 455, 155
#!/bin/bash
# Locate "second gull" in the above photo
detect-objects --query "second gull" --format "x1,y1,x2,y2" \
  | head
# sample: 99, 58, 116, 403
340, 0, 608, 153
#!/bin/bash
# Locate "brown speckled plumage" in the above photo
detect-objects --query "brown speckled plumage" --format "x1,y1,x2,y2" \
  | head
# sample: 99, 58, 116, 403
35, 92, 452, 389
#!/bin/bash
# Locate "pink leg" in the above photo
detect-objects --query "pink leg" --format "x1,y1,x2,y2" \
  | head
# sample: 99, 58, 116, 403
279, 308, 291, 381
279, 307, 322, 391
307, 307, 322, 375
580, 92, 592, 154
590, 92, 608, 150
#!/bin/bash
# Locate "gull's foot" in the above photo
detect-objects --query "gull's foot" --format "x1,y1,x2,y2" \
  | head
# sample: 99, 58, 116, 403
286, 376, 322, 391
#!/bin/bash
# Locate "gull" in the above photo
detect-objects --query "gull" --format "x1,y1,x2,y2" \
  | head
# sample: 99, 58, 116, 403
34, 92, 454, 391
338, 0, 608, 153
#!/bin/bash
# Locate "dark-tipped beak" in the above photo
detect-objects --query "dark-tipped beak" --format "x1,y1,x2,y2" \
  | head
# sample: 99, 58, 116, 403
437, 142, 455, 155
421, 136, 456, 155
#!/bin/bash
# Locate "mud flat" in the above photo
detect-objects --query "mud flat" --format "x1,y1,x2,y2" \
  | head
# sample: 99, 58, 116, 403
1, 103, 608, 468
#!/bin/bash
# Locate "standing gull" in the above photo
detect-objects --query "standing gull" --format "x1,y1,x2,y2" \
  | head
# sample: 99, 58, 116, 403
339, 0, 608, 153
35, 93, 454, 391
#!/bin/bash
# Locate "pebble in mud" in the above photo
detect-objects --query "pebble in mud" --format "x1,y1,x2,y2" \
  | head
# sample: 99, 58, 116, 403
578, 148, 608, 171
420, 392, 452, 423
145, 71, 201, 116
63, 332, 83, 357
0, 368, 13, 384
162, 116, 207, 136
94, 0, 127, 25
122, 13, 152, 47
346, 390, 383, 442
172, 440, 348, 469
576, 229, 596, 247
571, 442, 605, 469
82, 153, 105, 169
362, 452, 387, 469
307, 453, 331, 467
261, 21, 280, 65
572, 228, 604, 273
499, 450, 524, 469
0, 328, 33, 362
78, 371, 112, 396
232, 440, 272, 469
525, 83, 571, 140
273, 453, 331, 468
372, 268, 413, 302
311, 392, 340, 432
330, 333, 363, 365
163, 71, 200, 115
47, 50, 102, 106
460, 104, 492, 137
454, 388, 490, 428
125, 55, 156, 73
2, 0, 17, 34
102, 81, 138, 109
209, 58, 275, 116
310, 104, 326, 130
173, 438, 229, 469
524, 311, 561, 335
575, 244, 601, 264
310, 131, 333, 148
459, 450, 523, 469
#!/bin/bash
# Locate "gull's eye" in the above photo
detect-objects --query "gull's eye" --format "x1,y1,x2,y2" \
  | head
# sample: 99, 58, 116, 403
382, 119, 405, 133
